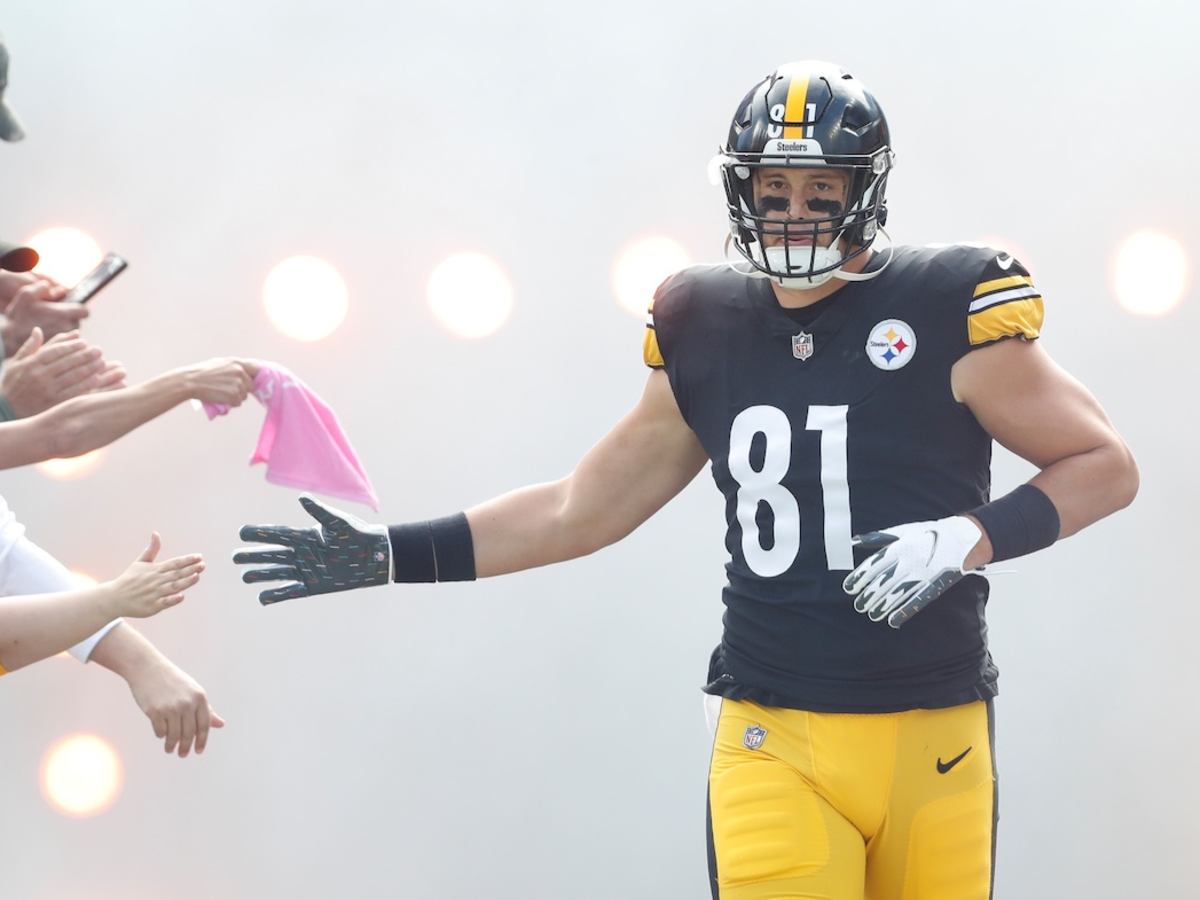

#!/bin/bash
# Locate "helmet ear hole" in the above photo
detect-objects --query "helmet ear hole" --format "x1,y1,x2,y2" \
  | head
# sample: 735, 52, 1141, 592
842, 103, 870, 133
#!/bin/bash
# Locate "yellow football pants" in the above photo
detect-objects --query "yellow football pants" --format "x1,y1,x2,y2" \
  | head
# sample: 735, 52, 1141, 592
707, 698, 996, 900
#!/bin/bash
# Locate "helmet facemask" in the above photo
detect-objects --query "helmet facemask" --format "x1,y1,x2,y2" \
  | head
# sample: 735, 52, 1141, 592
720, 149, 892, 288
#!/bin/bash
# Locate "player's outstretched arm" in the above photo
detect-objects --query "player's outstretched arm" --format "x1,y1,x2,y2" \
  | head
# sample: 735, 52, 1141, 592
235, 369, 709, 601
469, 368, 708, 575
0, 358, 254, 469
0, 533, 203, 673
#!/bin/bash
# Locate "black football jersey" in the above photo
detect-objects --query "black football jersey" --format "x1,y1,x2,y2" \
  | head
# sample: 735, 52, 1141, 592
644, 244, 1044, 712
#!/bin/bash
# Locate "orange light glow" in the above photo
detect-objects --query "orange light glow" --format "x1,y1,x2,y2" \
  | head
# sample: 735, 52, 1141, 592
37, 449, 105, 481
612, 236, 691, 319
40, 734, 123, 818
25, 227, 104, 287
427, 252, 514, 339
1112, 231, 1189, 317
262, 256, 349, 341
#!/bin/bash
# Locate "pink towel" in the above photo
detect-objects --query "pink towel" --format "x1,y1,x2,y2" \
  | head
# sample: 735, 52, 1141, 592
204, 364, 380, 511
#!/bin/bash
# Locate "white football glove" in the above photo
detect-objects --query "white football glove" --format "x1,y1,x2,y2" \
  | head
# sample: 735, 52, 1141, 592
842, 516, 983, 629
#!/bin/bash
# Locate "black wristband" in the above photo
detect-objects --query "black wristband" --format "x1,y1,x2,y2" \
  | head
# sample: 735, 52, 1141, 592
429, 513, 476, 581
388, 522, 437, 583
388, 513, 476, 583
968, 484, 1060, 563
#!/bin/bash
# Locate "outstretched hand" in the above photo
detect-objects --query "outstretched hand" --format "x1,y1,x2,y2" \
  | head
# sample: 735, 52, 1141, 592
0, 328, 125, 417
234, 495, 391, 605
108, 532, 205, 619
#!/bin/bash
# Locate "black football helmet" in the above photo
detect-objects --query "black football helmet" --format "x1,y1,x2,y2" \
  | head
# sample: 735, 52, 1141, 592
715, 61, 893, 287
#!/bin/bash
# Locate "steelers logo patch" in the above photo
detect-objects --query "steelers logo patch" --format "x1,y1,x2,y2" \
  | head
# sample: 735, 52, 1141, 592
866, 319, 917, 371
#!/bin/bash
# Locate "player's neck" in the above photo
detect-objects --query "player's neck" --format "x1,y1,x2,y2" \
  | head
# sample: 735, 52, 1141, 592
769, 248, 874, 309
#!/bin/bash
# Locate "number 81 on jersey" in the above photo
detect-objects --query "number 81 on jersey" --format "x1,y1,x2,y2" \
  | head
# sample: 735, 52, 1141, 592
728, 405, 853, 576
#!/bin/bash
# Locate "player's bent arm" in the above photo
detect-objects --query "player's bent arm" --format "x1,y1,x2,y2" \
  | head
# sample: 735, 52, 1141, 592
468, 369, 709, 577
843, 338, 1140, 629
951, 338, 1139, 566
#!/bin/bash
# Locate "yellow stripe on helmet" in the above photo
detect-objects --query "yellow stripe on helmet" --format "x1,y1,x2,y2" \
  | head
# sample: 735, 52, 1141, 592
781, 68, 811, 140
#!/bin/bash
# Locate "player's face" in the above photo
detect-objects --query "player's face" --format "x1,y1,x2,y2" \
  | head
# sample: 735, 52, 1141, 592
752, 167, 849, 249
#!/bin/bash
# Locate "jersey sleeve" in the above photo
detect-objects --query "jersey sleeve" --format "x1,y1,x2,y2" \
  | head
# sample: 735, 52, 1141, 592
965, 252, 1044, 348
643, 293, 664, 368
643, 274, 679, 369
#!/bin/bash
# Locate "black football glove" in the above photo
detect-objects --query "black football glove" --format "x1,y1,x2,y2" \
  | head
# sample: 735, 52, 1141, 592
234, 495, 391, 605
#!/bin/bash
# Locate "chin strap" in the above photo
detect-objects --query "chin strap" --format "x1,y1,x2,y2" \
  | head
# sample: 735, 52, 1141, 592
831, 227, 894, 283
723, 228, 895, 290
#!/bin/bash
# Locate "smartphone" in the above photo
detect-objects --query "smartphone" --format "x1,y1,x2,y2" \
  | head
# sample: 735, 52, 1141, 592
62, 252, 128, 304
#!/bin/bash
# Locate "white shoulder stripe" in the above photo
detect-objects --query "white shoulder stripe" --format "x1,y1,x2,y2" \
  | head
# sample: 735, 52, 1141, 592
969, 286, 1041, 313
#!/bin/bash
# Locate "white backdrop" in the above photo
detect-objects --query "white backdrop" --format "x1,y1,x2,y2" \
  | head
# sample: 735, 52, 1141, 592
0, 1, 1196, 897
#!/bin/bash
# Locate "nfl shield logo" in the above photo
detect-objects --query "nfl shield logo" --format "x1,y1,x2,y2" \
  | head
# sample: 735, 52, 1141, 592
792, 332, 814, 361
743, 725, 768, 750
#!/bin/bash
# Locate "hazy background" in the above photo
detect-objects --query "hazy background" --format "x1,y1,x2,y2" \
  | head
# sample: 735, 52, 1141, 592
0, 1, 1196, 897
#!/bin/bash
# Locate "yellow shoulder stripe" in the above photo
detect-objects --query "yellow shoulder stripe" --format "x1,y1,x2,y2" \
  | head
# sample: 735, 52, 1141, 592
643, 325, 664, 368
0, 661, 7, 676
974, 274, 1034, 297
968, 297, 1044, 345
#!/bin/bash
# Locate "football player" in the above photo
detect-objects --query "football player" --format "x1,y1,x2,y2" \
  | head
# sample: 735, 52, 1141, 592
235, 61, 1138, 899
